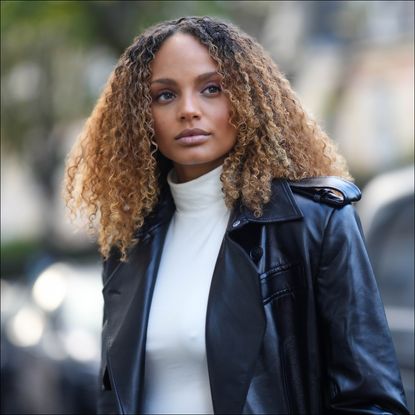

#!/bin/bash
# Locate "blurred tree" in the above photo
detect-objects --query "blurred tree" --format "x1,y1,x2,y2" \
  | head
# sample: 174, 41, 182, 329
1, 0, 231, 150
1, 0, 232, 253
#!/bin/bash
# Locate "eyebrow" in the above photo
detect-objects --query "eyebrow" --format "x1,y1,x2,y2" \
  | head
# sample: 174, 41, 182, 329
151, 71, 219, 86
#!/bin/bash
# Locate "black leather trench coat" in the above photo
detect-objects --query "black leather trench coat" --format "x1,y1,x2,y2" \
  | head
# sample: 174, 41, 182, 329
98, 177, 409, 415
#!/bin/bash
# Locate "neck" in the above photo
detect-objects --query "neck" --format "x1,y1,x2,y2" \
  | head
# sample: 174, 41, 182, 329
173, 157, 226, 183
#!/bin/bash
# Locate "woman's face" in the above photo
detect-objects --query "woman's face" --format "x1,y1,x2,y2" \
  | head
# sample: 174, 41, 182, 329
150, 33, 237, 183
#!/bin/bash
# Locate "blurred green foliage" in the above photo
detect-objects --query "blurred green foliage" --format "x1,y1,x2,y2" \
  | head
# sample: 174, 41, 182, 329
1, 0, 230, 153
1, 0, 231, 191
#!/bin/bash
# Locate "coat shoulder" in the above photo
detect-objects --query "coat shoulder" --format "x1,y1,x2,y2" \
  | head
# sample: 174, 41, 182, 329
287, 176, 361, 208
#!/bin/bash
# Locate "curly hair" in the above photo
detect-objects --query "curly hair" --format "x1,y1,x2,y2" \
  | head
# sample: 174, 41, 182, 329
64, 16, 351, 260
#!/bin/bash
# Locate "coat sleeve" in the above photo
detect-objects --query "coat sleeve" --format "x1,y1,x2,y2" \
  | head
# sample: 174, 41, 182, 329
316, 204, 409, 414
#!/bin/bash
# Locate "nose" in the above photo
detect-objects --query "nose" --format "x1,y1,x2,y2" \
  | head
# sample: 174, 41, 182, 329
178, 93, 201, 121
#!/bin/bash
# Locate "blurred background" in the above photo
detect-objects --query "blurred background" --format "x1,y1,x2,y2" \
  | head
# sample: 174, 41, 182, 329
1, 1, 413, 413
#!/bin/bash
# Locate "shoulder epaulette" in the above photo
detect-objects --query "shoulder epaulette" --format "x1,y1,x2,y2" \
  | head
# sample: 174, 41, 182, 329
288, 176, 361, 207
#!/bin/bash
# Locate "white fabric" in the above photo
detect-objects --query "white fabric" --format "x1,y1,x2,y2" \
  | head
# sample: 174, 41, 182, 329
142, 165, 231, 415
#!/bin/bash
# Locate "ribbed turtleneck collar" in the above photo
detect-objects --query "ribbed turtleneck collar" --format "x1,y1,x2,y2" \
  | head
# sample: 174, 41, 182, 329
167, 165, 227, 215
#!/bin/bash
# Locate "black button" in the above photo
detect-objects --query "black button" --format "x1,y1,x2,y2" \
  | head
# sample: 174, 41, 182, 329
250, 246, 263, 262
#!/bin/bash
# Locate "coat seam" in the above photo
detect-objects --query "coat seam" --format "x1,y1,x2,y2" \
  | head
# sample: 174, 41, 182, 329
315, 207, 336, 285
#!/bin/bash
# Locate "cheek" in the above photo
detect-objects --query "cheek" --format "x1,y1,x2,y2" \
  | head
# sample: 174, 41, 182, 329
210, 102, 232, 128
151, 108, 168, 140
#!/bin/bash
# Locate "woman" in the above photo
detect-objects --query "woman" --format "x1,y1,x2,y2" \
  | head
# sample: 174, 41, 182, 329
64, 16, 409, 415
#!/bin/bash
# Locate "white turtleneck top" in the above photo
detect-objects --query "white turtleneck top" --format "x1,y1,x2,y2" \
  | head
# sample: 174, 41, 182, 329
142, 165, 231, 415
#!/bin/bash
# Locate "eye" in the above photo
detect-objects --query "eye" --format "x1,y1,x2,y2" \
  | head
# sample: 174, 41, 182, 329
202, 84, 221, 95
154, 91, 175, 103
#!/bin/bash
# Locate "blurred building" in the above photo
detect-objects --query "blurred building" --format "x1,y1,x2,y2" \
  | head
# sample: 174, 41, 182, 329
2, 1, 413, 249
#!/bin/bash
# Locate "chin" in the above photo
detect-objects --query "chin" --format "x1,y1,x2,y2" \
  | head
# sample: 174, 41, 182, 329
172, 154, 220, 166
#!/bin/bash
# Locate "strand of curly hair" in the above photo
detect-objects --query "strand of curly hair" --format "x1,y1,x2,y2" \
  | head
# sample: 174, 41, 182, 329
63, 16, 351, 260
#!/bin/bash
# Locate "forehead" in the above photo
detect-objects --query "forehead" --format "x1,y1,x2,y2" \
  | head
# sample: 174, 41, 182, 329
150, 33, 218, 79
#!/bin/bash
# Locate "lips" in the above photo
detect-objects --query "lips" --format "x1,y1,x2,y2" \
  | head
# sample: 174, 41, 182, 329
175, 128, 211, 145
175, 128, 210, 140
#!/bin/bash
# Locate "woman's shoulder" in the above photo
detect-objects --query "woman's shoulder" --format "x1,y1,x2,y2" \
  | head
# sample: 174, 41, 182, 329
266, 176, 363, 235
280, 176, 364, 240
286, 176, 361, 208
238, 176, 361, 230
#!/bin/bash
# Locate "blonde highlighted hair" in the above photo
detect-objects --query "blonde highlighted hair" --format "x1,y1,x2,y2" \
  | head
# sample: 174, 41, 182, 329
64, 16, 350, 260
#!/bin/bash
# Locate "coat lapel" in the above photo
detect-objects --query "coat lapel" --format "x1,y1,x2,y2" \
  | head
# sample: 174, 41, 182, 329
205, 180, 303, 414
206, 231, 266, 414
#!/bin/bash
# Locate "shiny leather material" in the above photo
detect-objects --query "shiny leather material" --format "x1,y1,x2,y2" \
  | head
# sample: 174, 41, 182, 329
288, 176, 361, 207
98, 178, 409, 415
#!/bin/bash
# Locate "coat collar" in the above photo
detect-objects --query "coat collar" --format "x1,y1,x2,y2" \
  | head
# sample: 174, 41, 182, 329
140, 178, 303, 235
136, 178, 303, 238
104, 178, 303, 414
227, 179, 303, 232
